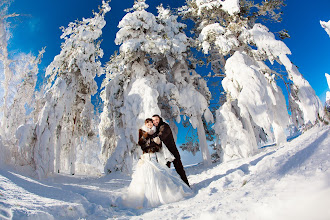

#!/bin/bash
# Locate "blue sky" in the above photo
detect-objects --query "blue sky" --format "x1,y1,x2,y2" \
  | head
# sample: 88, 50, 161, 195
7, 0, 330, 164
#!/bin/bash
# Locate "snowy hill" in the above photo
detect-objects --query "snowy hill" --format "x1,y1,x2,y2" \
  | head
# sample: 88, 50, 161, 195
1, 125, 329, 220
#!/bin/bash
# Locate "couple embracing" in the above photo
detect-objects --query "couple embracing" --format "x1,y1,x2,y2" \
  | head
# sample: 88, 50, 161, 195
122, 115, 192, 209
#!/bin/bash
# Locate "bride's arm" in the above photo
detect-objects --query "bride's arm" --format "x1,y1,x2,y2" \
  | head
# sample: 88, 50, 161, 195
138, 129, 149, 151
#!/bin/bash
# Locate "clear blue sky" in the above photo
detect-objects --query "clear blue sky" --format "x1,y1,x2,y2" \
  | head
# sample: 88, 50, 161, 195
7, 0, 330, 164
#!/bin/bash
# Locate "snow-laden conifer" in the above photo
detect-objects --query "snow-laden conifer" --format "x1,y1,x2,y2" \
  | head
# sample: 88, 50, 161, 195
31, 1, 110, 178
181, 0, 324, 162
1, 1, 44, 168
100, 0, 213, 173
0, 0, 19, 134
321, 21, 330, 120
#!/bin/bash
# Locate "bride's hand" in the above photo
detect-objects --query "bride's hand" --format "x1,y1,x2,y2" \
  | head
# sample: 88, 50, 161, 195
153, 137, 161, 144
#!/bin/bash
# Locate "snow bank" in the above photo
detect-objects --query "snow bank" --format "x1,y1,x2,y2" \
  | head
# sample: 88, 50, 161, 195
1, 125, 329, 219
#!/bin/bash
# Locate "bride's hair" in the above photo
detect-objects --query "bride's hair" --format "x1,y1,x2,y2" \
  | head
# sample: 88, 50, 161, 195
145, 118, 153, 124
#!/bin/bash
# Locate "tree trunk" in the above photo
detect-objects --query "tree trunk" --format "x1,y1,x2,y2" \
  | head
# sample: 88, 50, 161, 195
197, 114, 211, 166
69, 137, 76, 175
55, 130, 61, 173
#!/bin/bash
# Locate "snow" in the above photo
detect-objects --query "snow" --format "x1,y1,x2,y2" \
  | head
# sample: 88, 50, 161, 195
195, 0, 240, 16
1, 125, 329, 219
198, 22, 239, 55
320, 20, 330, 37
216, 50, 290, 162
248, 23, 291, 64
279, 53, 324, 124
326, 73, 330, 103
246, 23, 324, 125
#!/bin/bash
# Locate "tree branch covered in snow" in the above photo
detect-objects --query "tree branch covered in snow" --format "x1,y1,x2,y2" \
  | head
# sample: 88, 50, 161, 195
320, 20, 330, 38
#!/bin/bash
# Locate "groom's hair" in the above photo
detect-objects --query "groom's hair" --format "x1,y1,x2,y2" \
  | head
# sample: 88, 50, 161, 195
152, 114, 161, 119
152, 114, 164, 124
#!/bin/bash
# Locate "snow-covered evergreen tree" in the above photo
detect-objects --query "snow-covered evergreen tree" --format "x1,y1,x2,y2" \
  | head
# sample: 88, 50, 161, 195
324, 73, 330, 120
0, 1, 44, 168
29, 1, 110, 178
0, 51, 43, 167
155, 4, 213, 166
321, 21, 330, 120
0, 0, 19, 134
321, 20, 330, 106
100, 0, 213, 173
180, 0, 324, 162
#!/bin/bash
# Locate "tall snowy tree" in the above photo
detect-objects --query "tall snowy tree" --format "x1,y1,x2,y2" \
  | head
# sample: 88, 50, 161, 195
0, 1, 45, 168
29, 1, 110, 178
324, 73, 330, 121
155, 4, 214, 166
0, 0, 18, 135
100, 0, 213, 174
0, 50, 44, 167
321, 20, 330, 121
180, 0, 324, 162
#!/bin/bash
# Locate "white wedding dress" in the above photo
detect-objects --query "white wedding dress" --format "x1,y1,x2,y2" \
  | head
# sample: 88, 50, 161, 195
121, 152, 192, 209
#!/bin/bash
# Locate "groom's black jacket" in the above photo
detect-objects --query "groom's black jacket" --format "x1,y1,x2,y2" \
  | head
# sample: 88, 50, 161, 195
156, 121, 180, 159
156, 119, 190, 187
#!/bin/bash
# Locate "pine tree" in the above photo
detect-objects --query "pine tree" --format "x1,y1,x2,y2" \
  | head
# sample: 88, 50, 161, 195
321, 21, 330, 121
100, 0, 213, 173
31, 1, 110, 177
0, 0, 19, 136
180, 0, 324, 162
0, 1, 44, 167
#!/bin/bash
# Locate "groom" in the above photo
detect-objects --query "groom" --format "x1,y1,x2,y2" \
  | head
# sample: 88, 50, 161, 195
152, 114, 190, 187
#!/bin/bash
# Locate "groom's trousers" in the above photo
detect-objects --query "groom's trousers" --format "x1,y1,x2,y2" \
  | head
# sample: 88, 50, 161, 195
167, 158, 190, 187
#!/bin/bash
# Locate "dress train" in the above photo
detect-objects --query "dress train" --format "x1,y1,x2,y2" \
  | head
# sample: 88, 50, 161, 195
121, 153, 192, 209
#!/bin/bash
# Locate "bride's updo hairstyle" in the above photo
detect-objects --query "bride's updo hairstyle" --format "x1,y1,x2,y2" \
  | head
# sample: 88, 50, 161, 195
145, 118, 153, 124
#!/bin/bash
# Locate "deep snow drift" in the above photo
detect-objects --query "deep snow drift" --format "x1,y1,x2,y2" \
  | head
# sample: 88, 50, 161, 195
0, 125, 329, 220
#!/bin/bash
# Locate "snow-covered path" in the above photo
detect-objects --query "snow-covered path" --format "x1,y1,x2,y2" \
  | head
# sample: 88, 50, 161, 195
1, 125, 330, 219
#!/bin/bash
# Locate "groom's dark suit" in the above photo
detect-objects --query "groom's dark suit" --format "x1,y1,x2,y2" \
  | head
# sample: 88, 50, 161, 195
155, 120, 190, 187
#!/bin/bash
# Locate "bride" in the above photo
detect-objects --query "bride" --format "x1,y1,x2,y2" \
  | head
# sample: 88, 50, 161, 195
121, 118, 192, 209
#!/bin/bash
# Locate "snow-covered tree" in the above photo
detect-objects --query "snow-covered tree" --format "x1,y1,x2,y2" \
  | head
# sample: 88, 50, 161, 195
0, 1, 45, 168
100, 0, 213, 173
324, 73, 330, 120
321, 21, 330, 120
8, 50, 44, 134
0, 0, 18, 133
0, 51, 43, 167
29, 1, 110, 178
321, 20, 330, 106
155, 4, 213, 166
180, 0, 324, 162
